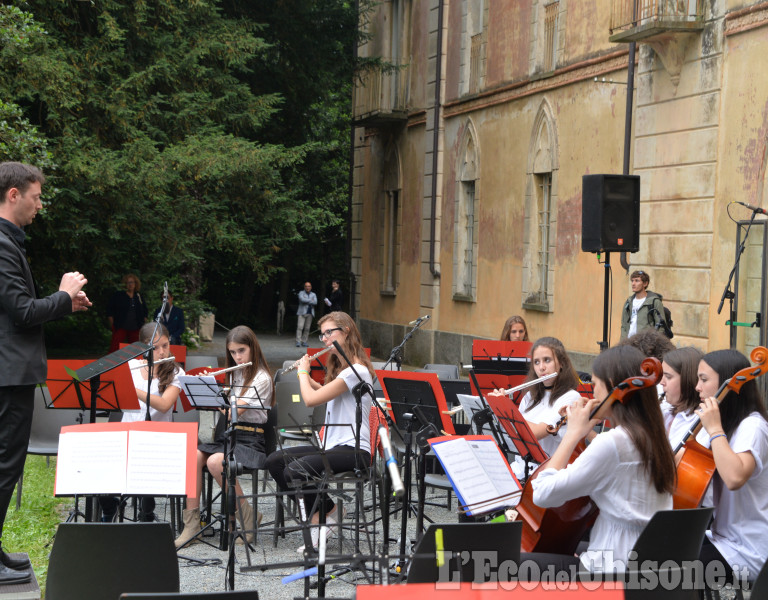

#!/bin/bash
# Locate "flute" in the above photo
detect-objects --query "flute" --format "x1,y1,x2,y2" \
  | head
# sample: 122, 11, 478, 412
499, 372, 557, 396
205, 361, 252, 378
130, 356, 176, 370
281, 346, 334, 374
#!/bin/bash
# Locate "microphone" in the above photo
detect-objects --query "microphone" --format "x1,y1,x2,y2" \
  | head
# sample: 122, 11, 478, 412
332, 340, 351, 364
408, 314, 431, 326
378, 425, 405, 498
736, 201, 768, 215
163, 281, 169, 302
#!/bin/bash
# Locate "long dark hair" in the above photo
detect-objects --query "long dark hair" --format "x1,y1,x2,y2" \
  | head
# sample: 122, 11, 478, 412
317, 311, 374, 382
500, 315, 529, 342
663, 346, 703, 416
225, 325, 274, 406
700, 349, 768, 437
525, 337, 579, 410
138, 323, 179, 394
592, 345, 676, 495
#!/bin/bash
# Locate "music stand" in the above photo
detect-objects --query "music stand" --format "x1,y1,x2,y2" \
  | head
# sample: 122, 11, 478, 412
47, 359, 140, 421
484, 392, 548, 484
406, 521, 522, 584
471, 340, 531, 371
470, 340, 531, 403
377, 370, 455, 575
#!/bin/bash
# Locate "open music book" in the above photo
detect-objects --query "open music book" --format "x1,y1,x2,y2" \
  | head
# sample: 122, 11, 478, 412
55, 421, 197, 496
428, 435, 522, 516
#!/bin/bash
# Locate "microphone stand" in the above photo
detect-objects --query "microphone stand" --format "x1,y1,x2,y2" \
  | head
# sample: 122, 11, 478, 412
382, 316, 430, 371
718, 210, 759, 348
328, 340, 405, 587
142, 281, 170, 422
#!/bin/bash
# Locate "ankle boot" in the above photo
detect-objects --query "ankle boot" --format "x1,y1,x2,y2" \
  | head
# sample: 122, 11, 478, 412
174, 508, 201, 549
236, 501, 262, 545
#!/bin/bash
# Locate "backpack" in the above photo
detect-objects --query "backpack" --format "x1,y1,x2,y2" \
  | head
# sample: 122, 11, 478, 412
649, 305, 673, 339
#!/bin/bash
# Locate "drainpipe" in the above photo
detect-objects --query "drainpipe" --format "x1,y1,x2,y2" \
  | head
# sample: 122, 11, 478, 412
429, 0, 444, 278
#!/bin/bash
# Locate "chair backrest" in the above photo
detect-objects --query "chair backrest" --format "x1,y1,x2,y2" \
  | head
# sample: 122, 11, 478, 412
369, 405, 388, 464
424, 363, 460, 380
185, 355, 219, 371
28, 387, 84, 456
47, 523, 179, 600
407, 522, 522, 583
274, 380, 316, 429
750, 558, 768, 595
439, 379, 472, 407
172, 396, 200, 424
632, 507, 713, 563
264, 403, 278, 455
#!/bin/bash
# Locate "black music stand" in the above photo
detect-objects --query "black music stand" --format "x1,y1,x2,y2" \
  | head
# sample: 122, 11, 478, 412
484, 392, 548, 485
71, 342, 151, 421
179, 373, 270, 591
379, 374, 452, 578
406, 521, 522, 584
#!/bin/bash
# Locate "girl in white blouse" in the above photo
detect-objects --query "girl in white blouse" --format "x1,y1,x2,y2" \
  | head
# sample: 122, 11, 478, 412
266, 311, 374, 553
174, 325, 273, 548
660, 346, 703, 454
522, 345, 676, 578
694, 349, 768, 590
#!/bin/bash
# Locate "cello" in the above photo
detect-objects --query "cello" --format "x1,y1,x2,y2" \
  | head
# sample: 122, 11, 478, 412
672, 345, 768, 509
515, 357, 662, 554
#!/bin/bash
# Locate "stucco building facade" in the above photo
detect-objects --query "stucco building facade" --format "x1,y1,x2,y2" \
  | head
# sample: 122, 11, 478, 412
351, 0, 768, 369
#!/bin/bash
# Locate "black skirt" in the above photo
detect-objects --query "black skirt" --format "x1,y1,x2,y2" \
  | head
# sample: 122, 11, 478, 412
197, 421, 266, 470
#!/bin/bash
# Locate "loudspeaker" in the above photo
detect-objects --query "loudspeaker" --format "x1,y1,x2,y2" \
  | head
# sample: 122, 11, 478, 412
581, 174, 640, 253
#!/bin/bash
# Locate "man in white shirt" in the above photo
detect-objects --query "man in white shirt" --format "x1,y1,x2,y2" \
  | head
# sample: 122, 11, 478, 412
619, 270, 669, 340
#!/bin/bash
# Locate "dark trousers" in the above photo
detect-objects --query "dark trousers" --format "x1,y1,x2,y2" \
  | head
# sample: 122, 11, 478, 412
0, 385, 35, 540
265, 445, 369, 517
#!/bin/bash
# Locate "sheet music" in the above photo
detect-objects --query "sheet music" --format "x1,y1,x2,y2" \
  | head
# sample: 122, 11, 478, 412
178, 374, 223, 408
126, 430, 187, 495
467, 439, 520, 498
431, 436, 521, 515
455, 393, 515, 449
56, 431, 128, 495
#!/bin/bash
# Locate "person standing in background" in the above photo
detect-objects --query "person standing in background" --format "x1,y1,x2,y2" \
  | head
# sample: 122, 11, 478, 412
0, 161, 91, 585
107, 273, 148, 352
295, 281, 317, 348
619, 270, 668, 340
153, 290, 185, 345
324, 279, 343, 313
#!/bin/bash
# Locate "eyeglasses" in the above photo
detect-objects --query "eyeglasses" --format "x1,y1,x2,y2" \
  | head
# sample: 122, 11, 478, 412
319, 327, 342, 341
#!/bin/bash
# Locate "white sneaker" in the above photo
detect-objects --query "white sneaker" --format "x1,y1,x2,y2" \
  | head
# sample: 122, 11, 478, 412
296, 505, 345, 553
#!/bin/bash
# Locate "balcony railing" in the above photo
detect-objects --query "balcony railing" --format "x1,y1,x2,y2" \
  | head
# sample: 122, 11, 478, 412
353, 62, 409, 126
610, 0, 704, 41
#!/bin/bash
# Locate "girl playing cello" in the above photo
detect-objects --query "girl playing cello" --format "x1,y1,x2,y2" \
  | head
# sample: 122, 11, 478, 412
521, 345, 676, 576
694, 349, 768, 588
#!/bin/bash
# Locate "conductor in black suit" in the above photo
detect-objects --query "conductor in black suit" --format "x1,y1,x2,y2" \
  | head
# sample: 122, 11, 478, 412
0, 162, 91, 584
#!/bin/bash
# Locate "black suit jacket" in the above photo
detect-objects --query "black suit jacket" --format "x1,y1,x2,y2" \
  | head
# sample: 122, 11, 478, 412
0, 219, 72, 386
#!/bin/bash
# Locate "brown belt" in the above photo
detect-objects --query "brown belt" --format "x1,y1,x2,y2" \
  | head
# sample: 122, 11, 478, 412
234, 425, 264, 434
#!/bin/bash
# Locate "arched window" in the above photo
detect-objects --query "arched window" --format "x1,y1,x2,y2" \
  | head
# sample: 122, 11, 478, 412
523, 100, 558, 311
381, 144, 402, 294
454, 121, 479, 301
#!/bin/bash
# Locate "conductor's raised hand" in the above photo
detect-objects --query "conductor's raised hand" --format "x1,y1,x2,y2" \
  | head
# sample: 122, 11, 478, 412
59, 271, 88, 299
72, 290, 92, 312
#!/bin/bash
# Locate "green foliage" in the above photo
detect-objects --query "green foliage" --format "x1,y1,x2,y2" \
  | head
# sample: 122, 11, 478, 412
0, 0, 371, 336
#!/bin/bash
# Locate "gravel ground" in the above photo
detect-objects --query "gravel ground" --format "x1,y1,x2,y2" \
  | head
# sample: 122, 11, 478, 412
168, 327, 454, 598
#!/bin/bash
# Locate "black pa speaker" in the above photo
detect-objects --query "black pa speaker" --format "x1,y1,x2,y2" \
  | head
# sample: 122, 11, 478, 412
581, 174, 640, 253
